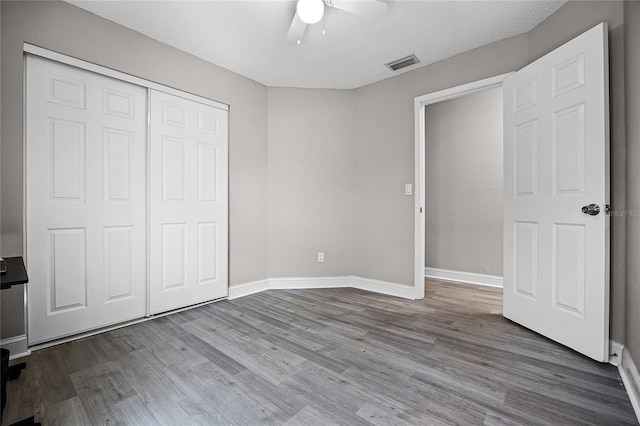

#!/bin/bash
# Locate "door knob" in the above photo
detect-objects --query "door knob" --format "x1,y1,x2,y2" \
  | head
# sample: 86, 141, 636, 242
582, 204, 600, 216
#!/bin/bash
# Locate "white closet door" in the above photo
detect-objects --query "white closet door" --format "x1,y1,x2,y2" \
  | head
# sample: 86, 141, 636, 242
26, 56, 147, 344
149, 90, 228, 314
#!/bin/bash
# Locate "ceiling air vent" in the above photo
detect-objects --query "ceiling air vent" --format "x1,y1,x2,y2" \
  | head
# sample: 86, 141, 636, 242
385, 53, 420, 72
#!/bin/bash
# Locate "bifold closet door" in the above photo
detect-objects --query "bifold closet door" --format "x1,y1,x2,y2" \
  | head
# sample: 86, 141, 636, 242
149, 90, 229, 314
26, 56, 147, 344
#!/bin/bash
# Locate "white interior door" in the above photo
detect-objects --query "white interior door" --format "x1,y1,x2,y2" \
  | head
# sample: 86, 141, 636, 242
26, 56, 148, 344
503, 23, 609, 361
149, 90, 229, 314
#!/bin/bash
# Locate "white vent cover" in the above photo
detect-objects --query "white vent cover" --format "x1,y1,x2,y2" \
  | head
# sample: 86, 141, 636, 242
385, 54, 420, 71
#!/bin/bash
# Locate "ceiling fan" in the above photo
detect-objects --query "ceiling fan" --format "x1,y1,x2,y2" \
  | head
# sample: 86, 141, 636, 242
286, 0, 389, 44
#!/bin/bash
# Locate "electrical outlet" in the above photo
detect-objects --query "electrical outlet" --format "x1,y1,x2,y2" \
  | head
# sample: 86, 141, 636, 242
317, 252, 325, 263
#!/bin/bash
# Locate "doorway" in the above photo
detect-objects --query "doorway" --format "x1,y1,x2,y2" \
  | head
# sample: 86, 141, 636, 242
412, 73, 512, 298
423, 86, 504, 287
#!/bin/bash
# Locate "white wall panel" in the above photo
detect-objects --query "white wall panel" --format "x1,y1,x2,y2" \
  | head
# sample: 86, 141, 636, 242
198, 222, 218, 284
553, 223, 586, 316
162, 136, 186, 202
553, 54, 585, 97
104, 226, 135, 302
48, 74, 85, 108
514, 120, 538, 198
50, 119, 85, 201
514, 221, 538, 300
553, 104, 586, 195
162, 223, 187, 290
49, 228, 87, 312
163, 101, 187, 128
198, 144, 218, 202
198, 111, 219, 135
103, 88, 135, 119
513, 78, 538, 112
103, 128, 133, 201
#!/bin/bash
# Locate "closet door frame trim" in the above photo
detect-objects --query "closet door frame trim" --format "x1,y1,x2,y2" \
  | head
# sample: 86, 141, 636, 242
23, 43, 229, 111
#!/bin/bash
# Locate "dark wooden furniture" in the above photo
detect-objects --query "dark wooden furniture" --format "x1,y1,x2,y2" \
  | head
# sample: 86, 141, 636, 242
1, 256, 38, 425
1, 257, 29, 289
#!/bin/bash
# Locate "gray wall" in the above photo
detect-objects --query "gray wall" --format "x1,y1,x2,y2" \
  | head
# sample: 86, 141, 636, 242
424, 87, 503, 277
0, 1, 15, 339
608, 18, 628, 353
0, 1, 269, 338
624, 0, 640, 375
354, 34, 530, 286
267, 88, 355, 278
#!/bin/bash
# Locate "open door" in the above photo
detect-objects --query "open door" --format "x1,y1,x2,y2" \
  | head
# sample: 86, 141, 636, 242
503, 23, 609, 362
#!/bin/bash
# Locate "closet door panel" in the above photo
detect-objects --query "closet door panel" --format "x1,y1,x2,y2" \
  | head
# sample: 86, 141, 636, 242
26, 56, 147, 344
149, 90, 228, 314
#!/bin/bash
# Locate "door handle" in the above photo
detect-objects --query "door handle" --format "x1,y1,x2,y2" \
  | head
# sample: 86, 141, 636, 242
582, 204, 600, 216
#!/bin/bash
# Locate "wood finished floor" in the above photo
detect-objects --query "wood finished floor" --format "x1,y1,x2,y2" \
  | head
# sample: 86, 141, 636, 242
3, 279, 638, 425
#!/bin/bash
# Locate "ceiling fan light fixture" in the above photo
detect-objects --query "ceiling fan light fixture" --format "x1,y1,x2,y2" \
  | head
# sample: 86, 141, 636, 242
297, 0, 324, 24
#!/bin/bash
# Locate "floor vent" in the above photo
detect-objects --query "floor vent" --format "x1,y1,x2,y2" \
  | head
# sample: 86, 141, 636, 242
385, 53, 420, 71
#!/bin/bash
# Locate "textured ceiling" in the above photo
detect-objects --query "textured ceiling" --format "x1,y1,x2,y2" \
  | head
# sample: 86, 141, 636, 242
66, 0, 566, 89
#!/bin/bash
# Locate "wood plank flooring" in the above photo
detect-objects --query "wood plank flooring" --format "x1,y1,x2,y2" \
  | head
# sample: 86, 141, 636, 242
3, 279, 638, 425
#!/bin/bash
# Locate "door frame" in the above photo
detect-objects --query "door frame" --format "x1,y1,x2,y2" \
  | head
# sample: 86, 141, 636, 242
413, 72, 513, 298
23, 44, 229, 111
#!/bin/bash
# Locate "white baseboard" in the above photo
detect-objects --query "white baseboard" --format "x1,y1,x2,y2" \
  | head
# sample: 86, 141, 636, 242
351, 276, 418, 299
228, 279, 270, 299
0, 334, 31, 359
424, 267, 503, 288
609, 340, 624, 366
611, 342, 640, 423
229, 276, 418, 301
270, 276, 353, 290
621, 348, 640, 423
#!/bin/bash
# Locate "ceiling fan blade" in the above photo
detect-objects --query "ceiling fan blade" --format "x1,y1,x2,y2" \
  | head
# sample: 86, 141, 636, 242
325, 0, 388, 19
286, 12, 308, 44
